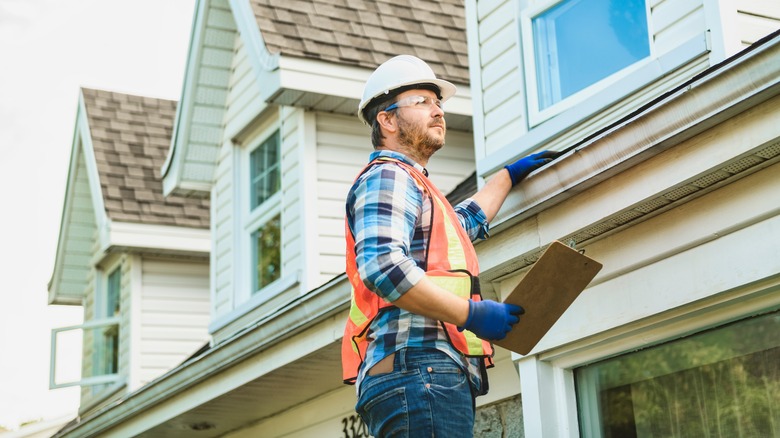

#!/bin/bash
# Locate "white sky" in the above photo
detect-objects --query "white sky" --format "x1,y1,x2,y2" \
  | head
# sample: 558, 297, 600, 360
0, 0, 196, 430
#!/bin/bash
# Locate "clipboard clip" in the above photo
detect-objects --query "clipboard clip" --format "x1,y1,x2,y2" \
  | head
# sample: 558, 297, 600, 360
567, 238, 586, 255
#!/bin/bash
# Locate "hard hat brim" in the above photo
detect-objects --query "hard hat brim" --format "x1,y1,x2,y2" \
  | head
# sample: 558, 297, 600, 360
358, 77, 457, 124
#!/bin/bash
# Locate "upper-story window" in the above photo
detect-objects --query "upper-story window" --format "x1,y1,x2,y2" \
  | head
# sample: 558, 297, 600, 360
50, 263, 122, 390
247, 130, 282, 294
95, 267, 121, 376
523, 0, 650, 124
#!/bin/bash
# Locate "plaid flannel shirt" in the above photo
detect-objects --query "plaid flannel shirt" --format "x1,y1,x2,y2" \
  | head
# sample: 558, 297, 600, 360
346, 150, 490, 392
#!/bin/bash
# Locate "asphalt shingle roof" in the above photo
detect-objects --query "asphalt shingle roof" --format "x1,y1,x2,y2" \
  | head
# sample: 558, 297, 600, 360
81, 88, 210, 228
249, 0, 470, 84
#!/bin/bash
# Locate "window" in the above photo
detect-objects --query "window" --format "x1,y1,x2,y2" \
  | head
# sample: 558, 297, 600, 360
94, 267, 121, 376
250, 130, 281, 209
575, 311, 779, 437
50, 266, 122, 389
248, 130, 282, 295
253, 213, 281, 291
524, 0, 650, 119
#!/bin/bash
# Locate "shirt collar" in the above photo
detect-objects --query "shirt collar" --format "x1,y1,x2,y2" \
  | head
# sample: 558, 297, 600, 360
369, 150, 429, 177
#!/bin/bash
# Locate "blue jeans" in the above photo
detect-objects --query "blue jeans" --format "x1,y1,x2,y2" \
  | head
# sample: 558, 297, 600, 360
356, 348, 476, 437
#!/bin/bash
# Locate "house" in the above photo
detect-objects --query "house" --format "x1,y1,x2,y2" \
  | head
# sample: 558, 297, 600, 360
48, 88, 211, 418
51, 1, 496, 437
49, 0, 780, 437
463, 0, 780, 436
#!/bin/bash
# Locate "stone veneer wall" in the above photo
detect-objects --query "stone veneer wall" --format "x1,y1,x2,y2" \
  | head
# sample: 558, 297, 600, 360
474, 395, 523, 437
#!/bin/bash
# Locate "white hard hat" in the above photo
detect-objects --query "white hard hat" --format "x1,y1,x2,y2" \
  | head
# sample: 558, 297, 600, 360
358, 55, 457, 124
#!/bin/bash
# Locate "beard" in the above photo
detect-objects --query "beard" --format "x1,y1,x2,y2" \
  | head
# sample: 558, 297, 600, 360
396, 113, 445, 160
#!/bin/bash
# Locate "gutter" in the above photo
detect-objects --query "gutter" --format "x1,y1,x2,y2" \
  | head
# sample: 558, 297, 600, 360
490, 30, 780, 235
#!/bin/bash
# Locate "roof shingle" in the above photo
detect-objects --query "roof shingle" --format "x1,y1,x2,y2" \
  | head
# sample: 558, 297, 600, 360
249, 0, 470, 84
81, 88, 210, 229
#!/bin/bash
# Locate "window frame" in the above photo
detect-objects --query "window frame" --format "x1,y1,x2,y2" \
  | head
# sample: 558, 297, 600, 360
49, 264, 123, 390
239, 127, 288, 305
520, 0, 655, 126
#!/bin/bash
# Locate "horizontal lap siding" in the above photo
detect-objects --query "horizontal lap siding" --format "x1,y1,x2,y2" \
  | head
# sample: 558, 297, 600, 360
737, 1, 780, 48
478, 0, 525, 157
314, 113, 476, 284
138, 258, 209, 385
213, 29, 260, 319
281, 108, 303, 279
651, 0, 704, 55
61, 155, 95, 299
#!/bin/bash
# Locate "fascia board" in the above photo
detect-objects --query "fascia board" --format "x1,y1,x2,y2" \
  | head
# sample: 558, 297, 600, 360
162, 0, 208, 195
48, 93, 108, 305
275, 56, 474, 118
54, 274, 350, 438
229, 0, 280, 74
105, 221, 211, 255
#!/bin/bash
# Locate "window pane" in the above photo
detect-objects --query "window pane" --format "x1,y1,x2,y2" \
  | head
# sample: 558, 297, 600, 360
533, 0, 650, 109
253, 214, 281, 292
575, 311, 780, 437
250, 130, 281, 209
97, 268, 121, 376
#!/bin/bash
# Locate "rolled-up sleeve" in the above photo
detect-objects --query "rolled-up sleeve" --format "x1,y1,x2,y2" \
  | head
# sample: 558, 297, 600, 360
348, 165, 426, 302
454, 199, 489, 241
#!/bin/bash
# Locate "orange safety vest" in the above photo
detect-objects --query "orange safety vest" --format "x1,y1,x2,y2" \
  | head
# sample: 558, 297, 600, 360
342, 157, 494, 384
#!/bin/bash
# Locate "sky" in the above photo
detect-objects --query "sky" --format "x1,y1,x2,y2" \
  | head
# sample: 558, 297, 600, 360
0, 0, 196, 430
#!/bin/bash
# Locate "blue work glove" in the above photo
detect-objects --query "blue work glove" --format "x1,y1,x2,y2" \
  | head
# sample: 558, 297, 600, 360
504, 150, 560, 185
459, 299, 524, 341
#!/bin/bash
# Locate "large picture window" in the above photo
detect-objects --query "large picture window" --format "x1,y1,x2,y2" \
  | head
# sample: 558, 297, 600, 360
575, 311, 779, 437
523, 0, 650, 119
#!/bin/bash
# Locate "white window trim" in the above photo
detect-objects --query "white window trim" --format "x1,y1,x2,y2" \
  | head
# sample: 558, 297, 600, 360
236, 124, 290, 309
515, 277, 780, 437
520, 0, 656, 127
50, 261, 125, 390
49, 317, 122, 389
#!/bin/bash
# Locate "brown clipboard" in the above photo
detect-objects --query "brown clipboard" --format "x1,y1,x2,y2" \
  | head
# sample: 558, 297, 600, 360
493, 240, 603, 355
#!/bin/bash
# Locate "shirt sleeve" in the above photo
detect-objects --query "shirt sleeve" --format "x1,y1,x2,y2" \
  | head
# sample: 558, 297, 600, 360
347, 164, 426, 302
454, 198, 490, 241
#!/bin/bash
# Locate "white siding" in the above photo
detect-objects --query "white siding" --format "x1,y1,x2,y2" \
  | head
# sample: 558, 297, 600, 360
314, 113, 476, 284
280, 107, 303, 280
737, 0, 780, 48
136, 258, 210, 386
58, 152, 95, 300
477, 0, 526, 157
212, 141, 234, 319
224, 31, 262, 136
651, 0, 705, 55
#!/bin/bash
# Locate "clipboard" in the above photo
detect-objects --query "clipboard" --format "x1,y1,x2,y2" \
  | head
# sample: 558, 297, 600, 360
493, 240, 603, 355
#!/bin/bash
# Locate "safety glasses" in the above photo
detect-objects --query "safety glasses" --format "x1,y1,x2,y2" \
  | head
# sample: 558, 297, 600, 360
384, 95, 443, 112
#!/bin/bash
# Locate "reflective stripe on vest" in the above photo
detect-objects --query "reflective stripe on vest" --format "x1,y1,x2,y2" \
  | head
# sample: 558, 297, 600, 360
342, 158, 493, 384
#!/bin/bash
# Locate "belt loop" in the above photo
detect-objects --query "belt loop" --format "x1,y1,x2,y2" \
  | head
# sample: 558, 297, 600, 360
397, 348, 407, 372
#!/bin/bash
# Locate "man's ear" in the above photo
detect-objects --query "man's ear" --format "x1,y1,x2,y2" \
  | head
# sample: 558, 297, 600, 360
376, 111, 397, 134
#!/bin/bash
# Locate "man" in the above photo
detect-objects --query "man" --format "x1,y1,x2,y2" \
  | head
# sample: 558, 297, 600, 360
342, 55, 557, 437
